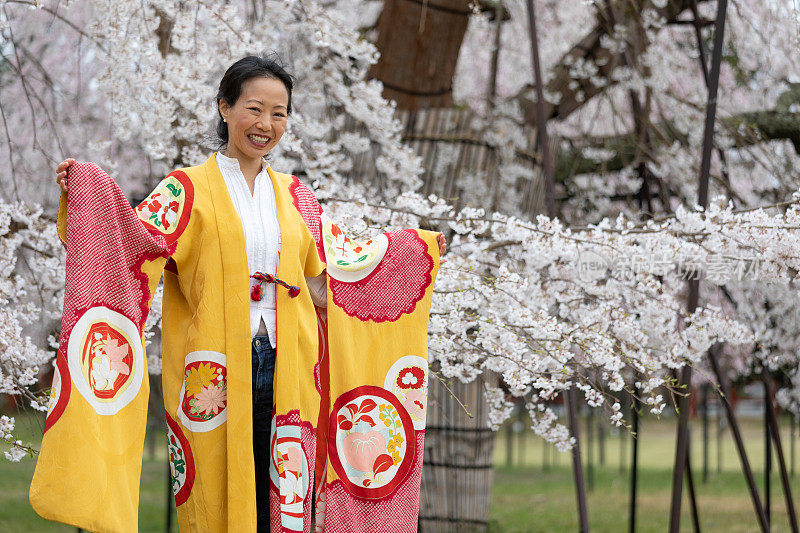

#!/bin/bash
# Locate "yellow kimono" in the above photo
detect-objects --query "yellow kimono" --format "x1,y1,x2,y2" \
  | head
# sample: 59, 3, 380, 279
30, 153, 440, 533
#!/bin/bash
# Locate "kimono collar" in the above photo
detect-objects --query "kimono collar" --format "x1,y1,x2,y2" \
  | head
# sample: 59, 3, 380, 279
214, 151, 269, 179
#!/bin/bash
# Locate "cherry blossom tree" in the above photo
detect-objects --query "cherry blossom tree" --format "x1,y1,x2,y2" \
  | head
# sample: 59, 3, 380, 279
1, 0, 800, 463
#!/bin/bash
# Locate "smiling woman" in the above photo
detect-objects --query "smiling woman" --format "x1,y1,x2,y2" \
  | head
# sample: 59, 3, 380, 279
37, 54, 446, 533
216, 58, 292, 193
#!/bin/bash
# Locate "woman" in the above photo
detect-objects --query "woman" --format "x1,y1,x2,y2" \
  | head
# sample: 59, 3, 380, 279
35, 56, 445, 533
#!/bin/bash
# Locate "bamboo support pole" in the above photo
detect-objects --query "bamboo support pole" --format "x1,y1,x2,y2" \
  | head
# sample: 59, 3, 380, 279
668, 0, 731, 529
628, 387, 640, 533
764, 374, 799, 533
707, 346, 768, 531
566, 387, 590, 532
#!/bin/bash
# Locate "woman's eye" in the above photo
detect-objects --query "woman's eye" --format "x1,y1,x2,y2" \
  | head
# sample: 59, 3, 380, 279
274, 113, 286, 118
248, 107, 260, 112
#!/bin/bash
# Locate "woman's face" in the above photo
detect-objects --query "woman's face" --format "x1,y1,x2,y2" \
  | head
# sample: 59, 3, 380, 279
218, 76, 289, 162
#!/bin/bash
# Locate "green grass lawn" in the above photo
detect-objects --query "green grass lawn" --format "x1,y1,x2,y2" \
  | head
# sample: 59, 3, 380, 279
490, 465, 798, 532
0, 451, 177, 532
0, 410, 178, 532
3, 409, 800, 532
490, 413, 800, 532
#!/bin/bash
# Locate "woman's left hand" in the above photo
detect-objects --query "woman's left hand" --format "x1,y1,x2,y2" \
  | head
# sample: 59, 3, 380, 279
437, 232, 447, 264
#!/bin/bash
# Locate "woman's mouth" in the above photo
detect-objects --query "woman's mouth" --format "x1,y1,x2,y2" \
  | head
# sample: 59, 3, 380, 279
247, 134, 270, 148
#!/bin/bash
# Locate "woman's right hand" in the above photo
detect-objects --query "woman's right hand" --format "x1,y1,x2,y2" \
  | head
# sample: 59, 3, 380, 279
56, 158, 76, 193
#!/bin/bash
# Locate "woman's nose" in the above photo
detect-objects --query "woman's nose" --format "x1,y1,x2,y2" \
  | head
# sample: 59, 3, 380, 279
255, 115, 272, 133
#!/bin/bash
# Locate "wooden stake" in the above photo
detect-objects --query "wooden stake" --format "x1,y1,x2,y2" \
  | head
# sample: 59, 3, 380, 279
707, 346, 768, 531
686, 446, 702, 532
669, 353, 696, 532
717, 409, 723, 475
793, 415, 796, 479
765, 375, 772, 527
669, 0, 730, 528
518, 406, 526, 465
621, 394, 629, 474
764, 373, 799, 533
524, 0, 555, 219
506, 416, 513, 467
628, 387, 640, 533
598, 413, 606, 467
566, 388, 590, 532
702, 383, 710, 483
486, 0, 503, 107
587, 406, 595, 492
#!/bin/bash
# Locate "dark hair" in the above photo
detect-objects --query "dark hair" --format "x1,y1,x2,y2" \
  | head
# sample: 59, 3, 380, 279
215, 55, 295, 147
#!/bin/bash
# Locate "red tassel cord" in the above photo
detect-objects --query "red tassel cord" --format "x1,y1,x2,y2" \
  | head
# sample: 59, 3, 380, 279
250, 284, 263, 301
250, 271, 301, 301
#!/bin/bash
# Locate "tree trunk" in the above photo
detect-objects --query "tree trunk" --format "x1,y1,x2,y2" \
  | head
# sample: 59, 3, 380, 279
517, 0, 712, 123
369, 0, 472, 109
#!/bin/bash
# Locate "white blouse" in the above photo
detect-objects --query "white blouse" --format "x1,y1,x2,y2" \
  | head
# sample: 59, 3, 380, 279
215, 152, 326, 345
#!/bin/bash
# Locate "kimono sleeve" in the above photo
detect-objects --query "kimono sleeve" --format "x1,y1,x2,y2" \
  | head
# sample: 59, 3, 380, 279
315, 213, 442, 532
284, 173, 441, 531
304, 234, 326, 278
288, 177, 327, 278
31, 164, 194, 533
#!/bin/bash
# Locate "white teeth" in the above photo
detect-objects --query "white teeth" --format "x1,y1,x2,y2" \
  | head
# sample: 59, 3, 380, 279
248, 134, 269, 143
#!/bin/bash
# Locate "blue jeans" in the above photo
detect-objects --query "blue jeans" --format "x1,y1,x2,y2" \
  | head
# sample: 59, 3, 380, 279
252, 335, 275, 533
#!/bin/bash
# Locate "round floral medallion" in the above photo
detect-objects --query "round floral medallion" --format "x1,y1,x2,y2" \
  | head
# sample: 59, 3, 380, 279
269, 419, 308, 531
166, 411, 195, 506
321, 213, 388, 283
328, 230, 434, 322
384, 355, 428, 431
44, 350, 70, 432
67, 306, 144, 415
177, 351, 227, 433
328, 385, 415, 499
135, 170, 193, 244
